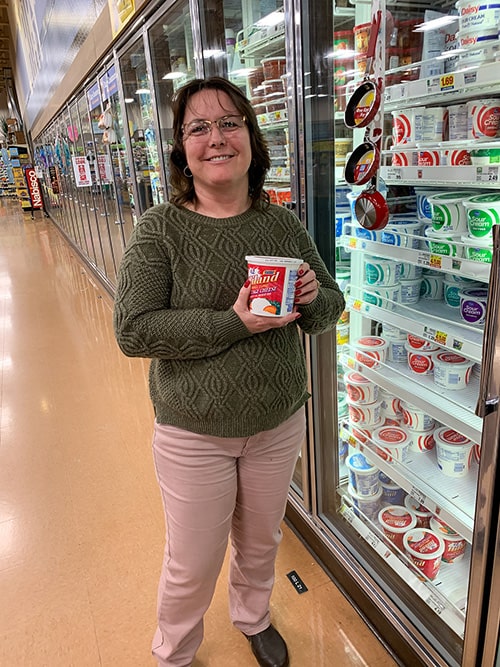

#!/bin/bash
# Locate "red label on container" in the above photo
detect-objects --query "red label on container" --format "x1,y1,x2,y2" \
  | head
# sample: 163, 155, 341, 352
441, 429, 470, 445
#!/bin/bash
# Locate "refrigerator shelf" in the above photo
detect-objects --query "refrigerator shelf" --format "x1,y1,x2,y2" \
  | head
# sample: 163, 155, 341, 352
342, 234, 491, 284
341, 424, 477, 541
346, 294, 484, 362
384, 60, 500, 111
340, 351, 483, 442
339, 502, 468, 637
380, 165, 500, 189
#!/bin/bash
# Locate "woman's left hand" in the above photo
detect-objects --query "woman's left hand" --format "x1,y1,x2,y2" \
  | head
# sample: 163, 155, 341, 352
294, 263, 320, 305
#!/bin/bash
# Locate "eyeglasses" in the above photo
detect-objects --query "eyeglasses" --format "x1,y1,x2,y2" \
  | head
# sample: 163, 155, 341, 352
182, 114, 246, 140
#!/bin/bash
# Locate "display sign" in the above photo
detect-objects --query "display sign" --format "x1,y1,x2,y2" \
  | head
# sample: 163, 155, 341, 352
100, 65, 118, 102
96, 154, 113, 183
108, 0, 135, 37
25, 167, 43, 209
49, 165, 60, 194
87, 82, 101, 111
72, 156, 92, 187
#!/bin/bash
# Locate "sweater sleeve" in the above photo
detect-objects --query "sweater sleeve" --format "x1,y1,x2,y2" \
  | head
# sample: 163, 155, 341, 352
113, 209, 252, 360
291, 215, 346, 335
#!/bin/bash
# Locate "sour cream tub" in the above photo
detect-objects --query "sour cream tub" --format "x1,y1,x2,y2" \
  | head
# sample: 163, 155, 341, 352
379, 389, 402, 418
400, 278, 422, 304
362, 284, 401, 311
406, 344, 438, 376
404, 495, 433, 529
403, 529, 445, 580
400, 262, 423, 280
467, 98, 500, 139
434, 351, 474, 390
459, 287, 488, 327
345, 371, 379, 403
346, 452, 380, 496
406, 334, 440, 351
461, 234, 494, 263
246, 256, 302, 316
425, 228, 463, 257
386, 337, 408, 363
407, 426, 436, 453
435, 426, 474, 477
373, 425, 410, 463
464, 193, 500, 238
400, 400, 435, 431
347, 398, 383, 426
380, 481, 407, 506
420, 274, 444, 300
429, 516, 467, 563
378, 505, 417, 551
353, 336, 388, 369
364, 257, 402, 285
456, 0, 500, 31
381, 222, 422, 249
348, 484, 382, 520
428, 192, 468, 234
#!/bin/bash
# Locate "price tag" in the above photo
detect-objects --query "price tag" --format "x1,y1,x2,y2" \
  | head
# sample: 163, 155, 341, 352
386, 167, 402, 180
440, 74, 455, 91
348, 237, 358, 249
365, 531, 380, 549
423, 326, 448, 346
352, 299, 363, 312
426, 76, 441, 94
429, 253, 442, 270
476, 166, 499, 183
426, 592, 446, 615
410, 486, 427, 506
341, 504, 355, 524
417, 252, 430, 267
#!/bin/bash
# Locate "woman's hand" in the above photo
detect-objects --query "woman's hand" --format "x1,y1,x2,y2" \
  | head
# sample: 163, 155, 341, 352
294, 263, 320, 305
233, 281, 301, 334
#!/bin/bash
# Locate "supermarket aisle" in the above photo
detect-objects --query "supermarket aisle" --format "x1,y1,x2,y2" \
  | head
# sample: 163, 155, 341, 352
0, 199, 398, 666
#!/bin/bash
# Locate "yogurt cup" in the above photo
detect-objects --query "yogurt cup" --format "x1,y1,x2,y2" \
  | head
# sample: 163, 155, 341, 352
378, 505, 417, 551
434, 351, 474, 390
403, 528, 445, 580
353, 336, 388, 369
459, 287, 488, 327
400, 401, 435, 431
362, 284, 401, 311
400, 278, 422, 304
246, 256, 302, 316
364, 257, 402, 286
347, 398, 383, 427
407, 427, 436, 453
429, 516, 467, 563
345, 371, 379, 404
428, 192, 468, 234
464, 193, 500, 238
405, 344, 437, 376
372, 425, 410, 463
346, 452, 380, 496
420, 274, 444, 300
461, 235, 494, 263
404, 495, 433, 528
406, 334, 439, 351
380, 481, 407, 507
348, 484, 382, 520
435, 426, 474, 477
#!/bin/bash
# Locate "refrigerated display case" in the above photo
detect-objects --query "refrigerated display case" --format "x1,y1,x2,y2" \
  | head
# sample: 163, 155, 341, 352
287, 0, 500, 665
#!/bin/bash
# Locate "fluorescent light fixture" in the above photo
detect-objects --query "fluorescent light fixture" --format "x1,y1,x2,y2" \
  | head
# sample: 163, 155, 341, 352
162, 72, 185, 80
135, 88, 150, 94
256, 11, 284, 27
413, 15, 458, 32
124, 98, 134, 103
231, 67, 256, 77
203, 49, 225, 58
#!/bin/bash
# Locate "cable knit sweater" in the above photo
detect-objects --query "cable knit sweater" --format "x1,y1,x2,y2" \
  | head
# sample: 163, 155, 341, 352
113, 202, 345, 437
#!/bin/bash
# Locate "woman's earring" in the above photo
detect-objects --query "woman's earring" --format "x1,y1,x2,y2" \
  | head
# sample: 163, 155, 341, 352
183, 165, 193, 178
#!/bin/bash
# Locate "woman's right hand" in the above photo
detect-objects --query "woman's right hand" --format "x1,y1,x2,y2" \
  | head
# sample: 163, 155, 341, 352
232, 281, 301, 334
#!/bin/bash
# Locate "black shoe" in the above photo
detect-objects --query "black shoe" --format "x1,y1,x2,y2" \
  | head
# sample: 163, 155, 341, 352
245, 624, 289, 667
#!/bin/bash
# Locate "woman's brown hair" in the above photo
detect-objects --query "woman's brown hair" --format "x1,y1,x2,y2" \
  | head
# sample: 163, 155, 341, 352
169, 77, 271, 208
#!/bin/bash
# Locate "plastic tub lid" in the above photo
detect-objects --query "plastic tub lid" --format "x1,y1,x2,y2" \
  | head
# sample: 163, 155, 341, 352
378, 505, 417, 533
354, 336, 388, 351
434, 351, 474, 367
403, 529, 445, 559
346, 452, 379, 474
429, 516, 463, 539
404, 495, 432, 517
372, 425, 410, 447
434, 426, 472, 448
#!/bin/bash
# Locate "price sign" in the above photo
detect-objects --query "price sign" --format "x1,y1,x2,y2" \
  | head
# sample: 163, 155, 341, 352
410, 486, 427, 506
348, 237, 358, 249
426, 76, 441, 94
476, 166, 499, 183
352, 299, 363, 312
417, 252, 430, 267
365, 531, 380, 549
423, 326, 448, 346
341, 505, 355, 524
426, 592, 446, 615
440, 74, 455, 91
386, 167, 402, 181
429, 253, 442, 270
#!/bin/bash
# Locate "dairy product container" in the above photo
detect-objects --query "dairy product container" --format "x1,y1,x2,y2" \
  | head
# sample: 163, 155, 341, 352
447, 103, 468, 140
429, 516, 467, 563
373, 425, 410, 463
364, 257, 402, 286
346, 452, 380, 496
435, 426, 474, 477
348, 484, 382, 520
406, 334, 439, 351
464, 193, 500, 238
400, 400, 435, 431
380, 481, 407, 506
407, 426, 436, 453
404, 495, 433, 528
353, 336, 388, 369
399, 262, 423, 280
428, 192, 468, 234
459, 287, 488, 327
456, 0, 500, 31
425, 228, 463, 257
362, 284, 401, 311
379, 505, 418, 551
399, 278, 422, 304
420, 274, 444, 300
433, 351, 474, 390
405, 344, 437, 376
403, 528, 445, 580
347, 398, 383, 427
345, 371, 379, 404
467, 99, 500, 139
246, 256, 302, 316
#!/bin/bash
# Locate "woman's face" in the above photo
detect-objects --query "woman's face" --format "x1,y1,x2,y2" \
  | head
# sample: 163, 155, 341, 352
182, 89, 252, 196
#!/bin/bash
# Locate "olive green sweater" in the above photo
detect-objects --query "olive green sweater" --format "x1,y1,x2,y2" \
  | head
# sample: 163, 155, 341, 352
113, 202, 345, 437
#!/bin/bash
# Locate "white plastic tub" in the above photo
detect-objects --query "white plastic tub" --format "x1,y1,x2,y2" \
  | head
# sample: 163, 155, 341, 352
433, 351, 474, 390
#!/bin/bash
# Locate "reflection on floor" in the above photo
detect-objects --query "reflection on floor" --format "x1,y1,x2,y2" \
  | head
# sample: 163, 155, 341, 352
0, 200, 398, 666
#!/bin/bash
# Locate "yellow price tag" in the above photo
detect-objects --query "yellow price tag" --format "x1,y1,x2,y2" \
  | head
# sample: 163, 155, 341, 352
440, 74, 455, 90
348, 237, 358, 249
429, 254, 442, 269
435, 330, 447, 346
352, 299, 362, 311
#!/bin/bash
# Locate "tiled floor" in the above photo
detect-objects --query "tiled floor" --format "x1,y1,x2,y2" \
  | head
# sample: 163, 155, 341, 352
0, 199, 398, 666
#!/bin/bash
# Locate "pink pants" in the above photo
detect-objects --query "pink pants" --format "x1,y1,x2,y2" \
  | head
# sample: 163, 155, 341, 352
151, 408, 305, 667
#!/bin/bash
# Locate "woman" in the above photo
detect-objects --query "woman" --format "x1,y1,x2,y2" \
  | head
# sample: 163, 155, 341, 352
113, 77, 345, 667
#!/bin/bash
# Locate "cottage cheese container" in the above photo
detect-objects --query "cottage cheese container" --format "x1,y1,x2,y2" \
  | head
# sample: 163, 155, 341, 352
246, 256, 302, 316
429, 516, 467, 563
